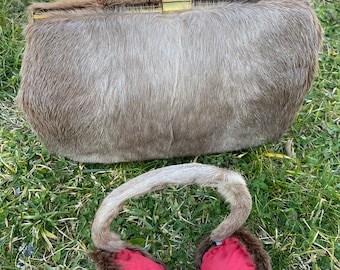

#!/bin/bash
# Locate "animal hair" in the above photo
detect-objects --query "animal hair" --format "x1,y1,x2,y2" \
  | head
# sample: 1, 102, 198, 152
91, 163, 252, 251
89, 227, 272, 269
89, 163, 265, 269
17, 0, 322, 163
28, 0, 160, 13
29, 0, 95, 13
194, 227, 272, 269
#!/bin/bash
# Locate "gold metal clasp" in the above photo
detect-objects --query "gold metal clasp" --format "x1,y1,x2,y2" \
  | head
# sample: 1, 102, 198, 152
162, 0, 192, 13
32, 12, 49, 21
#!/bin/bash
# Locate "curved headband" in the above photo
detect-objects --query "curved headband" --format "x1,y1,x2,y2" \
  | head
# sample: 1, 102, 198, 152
91, 163, 252, 252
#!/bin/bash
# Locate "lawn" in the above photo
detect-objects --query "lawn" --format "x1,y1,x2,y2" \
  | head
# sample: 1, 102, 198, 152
0, 0, 339, 269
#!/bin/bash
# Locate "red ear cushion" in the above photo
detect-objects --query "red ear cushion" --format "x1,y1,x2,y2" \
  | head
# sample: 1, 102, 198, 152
112, 249, 165, 270
201, 237, 255, 270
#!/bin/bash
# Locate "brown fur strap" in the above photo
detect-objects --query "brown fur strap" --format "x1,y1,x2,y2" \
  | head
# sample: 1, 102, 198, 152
95, 0, 160, 7
28, 0, 165, 15
91, 163, 252, 252
29, 0, 96, 14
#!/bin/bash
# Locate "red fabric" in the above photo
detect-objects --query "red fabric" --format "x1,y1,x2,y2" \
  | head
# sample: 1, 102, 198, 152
201, 237, 256, 270
112, 249, 165, 270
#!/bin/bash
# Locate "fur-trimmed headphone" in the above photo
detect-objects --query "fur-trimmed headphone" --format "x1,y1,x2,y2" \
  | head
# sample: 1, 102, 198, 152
89, 163, 272, 269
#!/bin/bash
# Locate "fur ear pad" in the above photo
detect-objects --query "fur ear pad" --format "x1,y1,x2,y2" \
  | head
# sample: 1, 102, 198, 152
194, 228, 272, 270
88, 163, 272, 269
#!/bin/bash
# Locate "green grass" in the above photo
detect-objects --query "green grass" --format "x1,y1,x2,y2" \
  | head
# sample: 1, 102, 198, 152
0, 0, 339, 269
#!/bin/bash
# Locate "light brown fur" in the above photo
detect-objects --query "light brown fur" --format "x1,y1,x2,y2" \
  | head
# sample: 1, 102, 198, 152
17, 0, 322, 163
89, 163, 271, 269
29, 0, 93, 10
28, 0, 159, 14
91, 163, 252, 251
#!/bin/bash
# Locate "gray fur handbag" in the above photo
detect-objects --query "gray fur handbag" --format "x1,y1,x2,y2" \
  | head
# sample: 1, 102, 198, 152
17, 0, 322, 163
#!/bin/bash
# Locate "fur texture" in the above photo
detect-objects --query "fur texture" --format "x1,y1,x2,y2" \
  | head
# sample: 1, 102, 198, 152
89, 228, 271, 269
28, 0, 160, 14
88, 245, 170, 270
91, 163, 252, 251
17, 0, 322, 163
89, 163, 270, 269
194, 227, 272, 270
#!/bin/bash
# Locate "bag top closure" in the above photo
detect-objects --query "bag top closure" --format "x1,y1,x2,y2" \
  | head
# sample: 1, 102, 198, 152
30, 0, 193, 22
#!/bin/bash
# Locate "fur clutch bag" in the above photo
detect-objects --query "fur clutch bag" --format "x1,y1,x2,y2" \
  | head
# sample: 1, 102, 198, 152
17, 0, 322, 163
